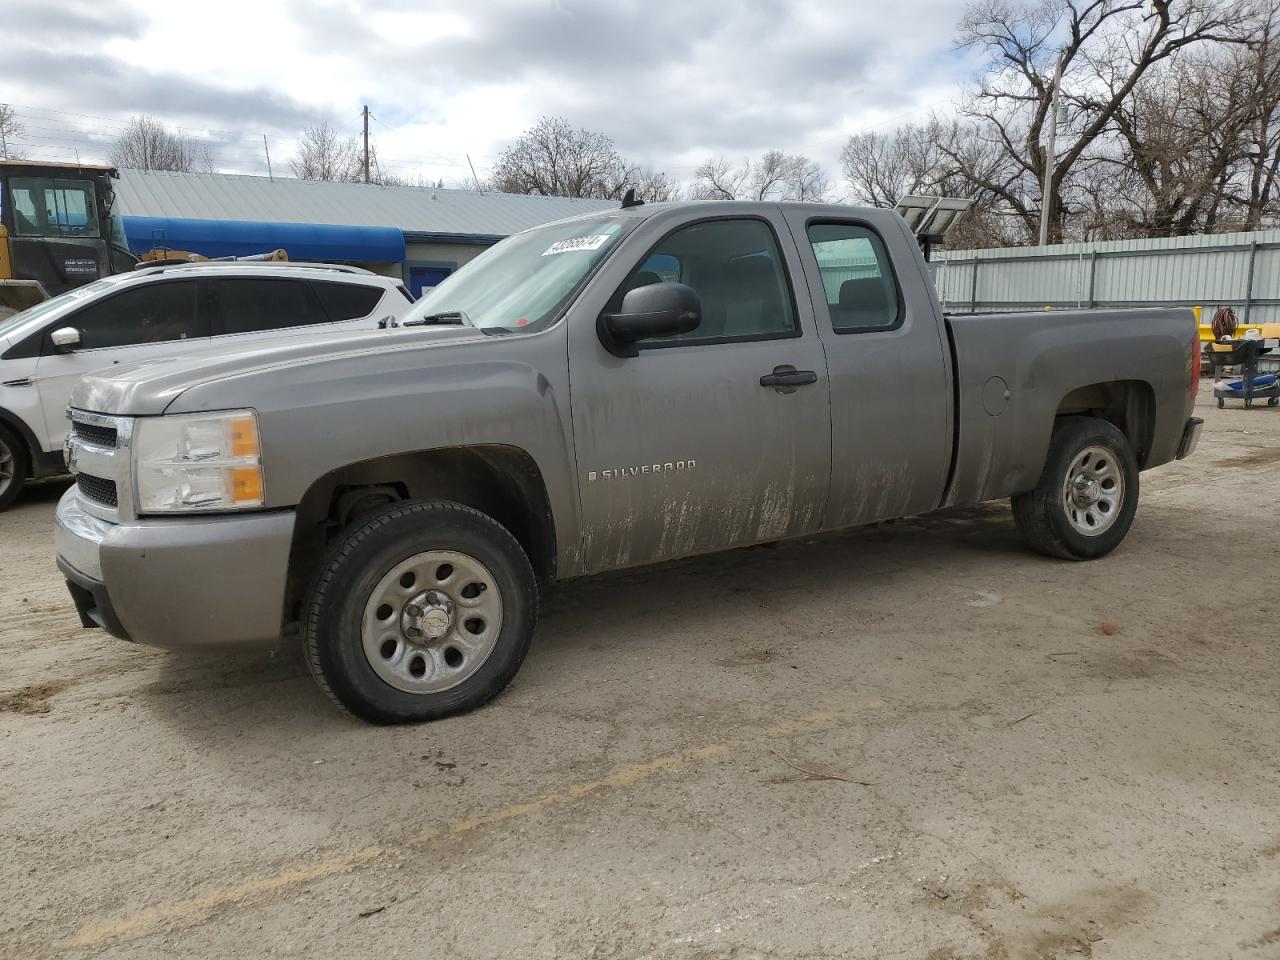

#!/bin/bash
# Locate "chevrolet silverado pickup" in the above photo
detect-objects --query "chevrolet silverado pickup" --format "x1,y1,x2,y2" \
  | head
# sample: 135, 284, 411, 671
53, 200, 1203, 723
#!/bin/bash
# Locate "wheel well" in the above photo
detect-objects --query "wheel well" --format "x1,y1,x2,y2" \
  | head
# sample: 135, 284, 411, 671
1055, 380, 1155, 467
0, 407, 38, 479
284, 445, 556, 624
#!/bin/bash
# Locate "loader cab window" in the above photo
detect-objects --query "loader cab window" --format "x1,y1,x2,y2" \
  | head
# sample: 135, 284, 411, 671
10, 177, 101, 239
806, 222, 901, 332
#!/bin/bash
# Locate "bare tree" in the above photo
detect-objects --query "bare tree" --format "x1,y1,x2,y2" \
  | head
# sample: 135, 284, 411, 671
490, 117, 638, 199
690, 156, 750, 199
0, 104, 23, 160
633, 168, 682, 202
109, 115, 203, 172
841, 120, 1015, 246
1225, 3, 1280, 229
195, 142, 216, 175
1104, 51, 1250, 235
691, 151, 829, 201
290, 121, 362, 182
841, 122, 960, 207
952, 0, 1256, 242
779, 152, 830, 201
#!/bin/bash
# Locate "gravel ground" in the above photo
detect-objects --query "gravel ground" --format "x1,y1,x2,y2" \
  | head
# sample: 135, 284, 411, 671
1, 385, 1278, 960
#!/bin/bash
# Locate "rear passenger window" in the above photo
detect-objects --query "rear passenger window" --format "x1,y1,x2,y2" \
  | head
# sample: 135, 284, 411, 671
313, 282, 383, 321
208, 278, 330, 336
806, 223, 900, 332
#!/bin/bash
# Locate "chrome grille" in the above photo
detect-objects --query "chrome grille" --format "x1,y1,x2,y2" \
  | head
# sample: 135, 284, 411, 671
71, 421, 119, 448
66, 410, 135, 521
76, 474, 119, 508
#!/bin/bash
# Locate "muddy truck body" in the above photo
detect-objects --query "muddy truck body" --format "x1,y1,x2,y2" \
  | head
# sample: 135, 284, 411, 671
54, 200, 1202, 722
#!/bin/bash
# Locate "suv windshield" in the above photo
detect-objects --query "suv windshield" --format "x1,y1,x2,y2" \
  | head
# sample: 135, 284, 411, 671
398, 215, 633, 333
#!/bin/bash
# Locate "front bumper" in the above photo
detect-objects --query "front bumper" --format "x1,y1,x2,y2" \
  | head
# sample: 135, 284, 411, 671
54, 487, 297, 650
1177, 417, 1204, 460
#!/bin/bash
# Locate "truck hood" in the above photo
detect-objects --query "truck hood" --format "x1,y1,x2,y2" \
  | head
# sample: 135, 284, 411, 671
70, 325, 487, 416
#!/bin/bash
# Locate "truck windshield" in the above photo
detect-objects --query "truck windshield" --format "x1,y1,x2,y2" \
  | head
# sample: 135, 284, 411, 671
398, 215, 633, 333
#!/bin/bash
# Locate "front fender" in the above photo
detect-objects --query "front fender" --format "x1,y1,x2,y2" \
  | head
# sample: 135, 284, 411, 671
167, 328, 583, 576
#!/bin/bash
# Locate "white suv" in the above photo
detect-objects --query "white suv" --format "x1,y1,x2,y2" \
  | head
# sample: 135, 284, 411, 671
0, 262, 412, 509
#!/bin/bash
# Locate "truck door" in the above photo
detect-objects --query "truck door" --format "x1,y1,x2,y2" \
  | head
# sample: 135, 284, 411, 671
567, 211, 831, 574
780, 210, 952, 528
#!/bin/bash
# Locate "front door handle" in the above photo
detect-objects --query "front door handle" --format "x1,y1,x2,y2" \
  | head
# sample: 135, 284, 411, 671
760, 365, 818, 393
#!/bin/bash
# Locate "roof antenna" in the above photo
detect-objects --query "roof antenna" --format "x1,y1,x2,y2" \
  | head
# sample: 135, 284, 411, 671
620, 187, 644, 209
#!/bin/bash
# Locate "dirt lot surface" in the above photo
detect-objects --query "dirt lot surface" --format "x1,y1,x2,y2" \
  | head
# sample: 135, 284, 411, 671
2, 386, 1279, 960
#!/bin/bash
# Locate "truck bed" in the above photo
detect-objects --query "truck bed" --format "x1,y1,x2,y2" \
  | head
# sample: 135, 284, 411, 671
941, 307, 1197, 508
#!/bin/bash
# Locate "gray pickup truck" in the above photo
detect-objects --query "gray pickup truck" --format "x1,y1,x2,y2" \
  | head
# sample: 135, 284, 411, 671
54, 200, 1203, 723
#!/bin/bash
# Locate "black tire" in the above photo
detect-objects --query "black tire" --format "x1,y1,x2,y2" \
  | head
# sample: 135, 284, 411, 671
1011, 416, 1139, 561
303, 500, 537, 724
0, 424, 30, 512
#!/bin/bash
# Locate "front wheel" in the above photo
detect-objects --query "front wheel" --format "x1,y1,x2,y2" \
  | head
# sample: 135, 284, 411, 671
303, 500, 537, 724
1011, 416, 1139, 561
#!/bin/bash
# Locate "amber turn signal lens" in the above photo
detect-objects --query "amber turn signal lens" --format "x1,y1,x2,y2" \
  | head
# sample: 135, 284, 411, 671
230, 417, 259, 458
230, 467, 263, 504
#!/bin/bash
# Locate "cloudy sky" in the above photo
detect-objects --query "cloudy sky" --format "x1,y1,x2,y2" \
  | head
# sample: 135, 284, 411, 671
4, 0, 981, 191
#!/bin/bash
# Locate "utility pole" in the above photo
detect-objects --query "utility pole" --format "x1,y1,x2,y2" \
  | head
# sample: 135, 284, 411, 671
263, 135, 273, 181
1039, 55, 1064, 247
362, 105, 371, 184
0, 104, 8, 160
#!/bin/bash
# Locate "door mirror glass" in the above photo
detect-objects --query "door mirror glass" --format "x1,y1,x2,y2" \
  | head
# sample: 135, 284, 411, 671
600, 281, 701, 356
50, 327, 82, 351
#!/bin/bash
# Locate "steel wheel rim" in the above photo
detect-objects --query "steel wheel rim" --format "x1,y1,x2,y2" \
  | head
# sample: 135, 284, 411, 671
0, 436, 14, 498
1062, 444, 1124, 537
361, 549, 504, 695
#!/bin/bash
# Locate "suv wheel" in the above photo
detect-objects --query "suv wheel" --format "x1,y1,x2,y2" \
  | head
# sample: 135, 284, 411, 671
1012, 416, 1139, 561
303, 500, 537, 724
0, 425, 29, 512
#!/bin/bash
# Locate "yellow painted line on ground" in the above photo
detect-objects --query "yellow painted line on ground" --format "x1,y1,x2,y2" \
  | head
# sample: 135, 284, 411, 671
62, 847, 386, 950
62, 708, 848, 953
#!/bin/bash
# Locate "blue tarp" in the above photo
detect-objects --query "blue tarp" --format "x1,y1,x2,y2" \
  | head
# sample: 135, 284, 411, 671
121, 216, 406, 263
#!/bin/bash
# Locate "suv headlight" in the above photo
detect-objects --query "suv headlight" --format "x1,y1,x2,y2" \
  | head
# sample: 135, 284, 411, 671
133, 410, 264, 513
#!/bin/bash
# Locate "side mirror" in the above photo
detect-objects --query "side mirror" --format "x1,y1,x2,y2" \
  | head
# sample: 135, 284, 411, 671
599, 281, 701, 357
50, 327, 82, 352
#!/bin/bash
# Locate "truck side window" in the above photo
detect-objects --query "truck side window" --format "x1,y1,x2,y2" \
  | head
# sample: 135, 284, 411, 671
54, 281, 202, 350
613, 218, 797, 346
806, 223, 900, 332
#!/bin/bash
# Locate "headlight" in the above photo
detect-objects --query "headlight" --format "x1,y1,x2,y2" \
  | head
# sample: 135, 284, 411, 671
133, 410, 264, 513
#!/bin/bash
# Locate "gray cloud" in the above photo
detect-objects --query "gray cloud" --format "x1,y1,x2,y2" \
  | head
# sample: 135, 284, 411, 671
287, 0, 968, 164
6, 0, 147, 40
9, 0, 971, 178
6, 44, 322, 133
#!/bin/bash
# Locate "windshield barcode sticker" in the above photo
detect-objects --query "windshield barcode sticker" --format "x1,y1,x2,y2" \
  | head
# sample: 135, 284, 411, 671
541, 235, 611, 256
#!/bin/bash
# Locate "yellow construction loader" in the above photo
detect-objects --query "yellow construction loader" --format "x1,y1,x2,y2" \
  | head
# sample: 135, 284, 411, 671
1, 159, 285, 317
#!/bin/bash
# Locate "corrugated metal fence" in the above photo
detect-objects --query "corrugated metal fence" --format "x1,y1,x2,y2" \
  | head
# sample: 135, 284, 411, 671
932, 228, 1280, 324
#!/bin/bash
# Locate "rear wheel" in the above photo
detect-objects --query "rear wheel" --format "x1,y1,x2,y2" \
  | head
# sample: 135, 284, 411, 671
1012, 417, 1139, 561
304, 500, 537, 724
0, 425, 29, 512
